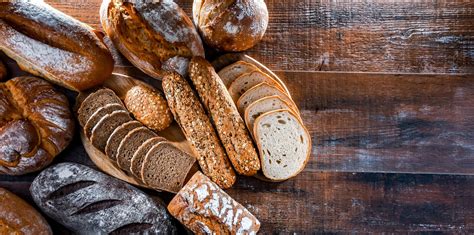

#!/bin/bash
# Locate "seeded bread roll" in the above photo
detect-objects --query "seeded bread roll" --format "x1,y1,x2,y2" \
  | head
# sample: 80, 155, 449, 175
83, 103, 125, 138
193, 0, 269, 51
0, 60, 6, 81
189, 57, 260, 176
163, 72, 236, 189
105, 121, 143, 161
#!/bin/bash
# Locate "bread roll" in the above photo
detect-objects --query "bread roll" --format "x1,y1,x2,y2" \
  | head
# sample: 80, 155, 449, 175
100, 0, 205, 78
193, 0, 269, 51
0, 60, 6, 81
0, 77, 74, 175
0, 1, 114, 91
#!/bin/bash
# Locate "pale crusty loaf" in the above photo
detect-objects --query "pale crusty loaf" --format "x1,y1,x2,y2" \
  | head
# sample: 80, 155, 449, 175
228, 70, 288, 102
237, 82, 299, 115
105, 120, 142, 161
217, 60, 260, 87
116, 127, 157, 173
77, 88, 124, 127
168, 171, 261, 234
0, 60, 6, 80
189, 57, 260, 176
130, 136, 166, 180
163, 72, 236, 189
90, 110, 132, 152
83, 103, 124, 138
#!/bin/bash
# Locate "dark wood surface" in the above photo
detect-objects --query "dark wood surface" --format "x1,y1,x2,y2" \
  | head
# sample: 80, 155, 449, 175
1, 1, 473, 233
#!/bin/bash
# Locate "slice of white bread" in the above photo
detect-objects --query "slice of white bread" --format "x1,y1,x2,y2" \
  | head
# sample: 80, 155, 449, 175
228, 71, 288, 102
254, 109, 311, 181
237, 82, 298, 115
217, 61, 261, 87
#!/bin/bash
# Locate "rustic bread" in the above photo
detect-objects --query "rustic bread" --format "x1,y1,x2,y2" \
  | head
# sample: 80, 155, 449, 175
0, 60, 6, 81
193, 0, 268, 51
30, 163, 177, 234
0, 188, 52, 235
0, 77, 74, 175
77, 88, 124, 127
168, 171, 261, 234
189, 57, 260, 176
228, 70, 288, 102
162, 72, 236, 189
254, 109, 311, 181
90, 110, 132, 152
141, 142, 197, 193
116, 127, 157, 173
83, 103, 124, 138
130, 136, 166, 180
100, 0, 204, 78
217, 60, 260, 87
0, 1, 113, 91
237, 82, 299, 115
124, 84, 173, 132
105, 121, 143, 161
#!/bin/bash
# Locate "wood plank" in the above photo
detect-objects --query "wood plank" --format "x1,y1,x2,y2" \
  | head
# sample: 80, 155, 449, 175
46, 0, 474, 73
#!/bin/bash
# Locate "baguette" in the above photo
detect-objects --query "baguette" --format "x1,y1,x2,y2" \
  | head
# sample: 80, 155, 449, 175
189, 57, 260, 176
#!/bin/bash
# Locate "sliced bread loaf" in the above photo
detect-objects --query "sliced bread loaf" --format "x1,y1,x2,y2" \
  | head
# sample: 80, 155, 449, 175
130, 136, 167, 180
237, 82, 298, 114
90, 110, 132, 151
217, 61, 260, 87
254, 109, 311, 181
141, 142, 196, 193
77, 88, 123, 127
83, 103, 125, 138
228, 70, 287, 102
105, 121, 143, 161
116, 127, 157, 173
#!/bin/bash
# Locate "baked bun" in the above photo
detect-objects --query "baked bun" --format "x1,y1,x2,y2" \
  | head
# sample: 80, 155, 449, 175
193, 0, 269, 51
100, 0, 205, 78
0, 77, 74, 175
0, 60, 6, 81
0, 1, 114, 91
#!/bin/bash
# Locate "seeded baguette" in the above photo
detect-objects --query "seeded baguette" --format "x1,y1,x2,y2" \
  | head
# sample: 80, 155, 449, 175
162, 72, 236, 189
189, 57, 260, 176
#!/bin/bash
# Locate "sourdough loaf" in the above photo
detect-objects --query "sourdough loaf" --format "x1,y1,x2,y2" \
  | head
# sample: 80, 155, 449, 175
77, 88, 124, 127
228, 70, 288, 102
237, 82, 298, 115
189, 57, 260, 176
218, 60, 260, 87
83, 103, 124, 138
105, 120, 143, 161
130, 136, 166, 180
116, 127, 157, 173
90, 110, 132, 152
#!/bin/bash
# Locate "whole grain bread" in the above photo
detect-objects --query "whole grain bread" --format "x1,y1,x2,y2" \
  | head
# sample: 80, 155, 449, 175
228, 70, 287, 102
77, 88, 124, 127
217, 60, 260, 87
162, 72, 236, 189
105, 121, 143, 161
83, 103, 125, 138
90, 110, 132, 151
116, 127, 157, 173
130, 136, 166, 180
237, 82, 299, 115
189, 57, 260, 176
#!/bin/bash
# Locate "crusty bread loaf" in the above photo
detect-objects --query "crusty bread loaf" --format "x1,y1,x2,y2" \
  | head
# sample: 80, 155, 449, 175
130, 136, 166, 180
105, 120, 143, 161
218, 60, 260, 87
254, 109, 311, 181
0, 60, 6, 81
0, 188, 52, 235
0, 1, 114, 91
30, 163, 177, 234
193, 0, 269, 51
100, 0, 204, 78
90, 110, 132, 152
168, 171, 261, 234
83, 103, 124, 138
237, 82, 299, 115
189, 57, 260, 176
77, 88, 124, 127
228, 70, 288, 102
162, 72, 236, 189
116, 127, 157, 173
0, 77, 74, 175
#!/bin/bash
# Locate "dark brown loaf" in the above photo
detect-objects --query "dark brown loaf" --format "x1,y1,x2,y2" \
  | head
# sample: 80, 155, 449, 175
105, 120, 143, 161
83, 103, 125, 138
90, 110, 132, 152
77, 88, 124, 127
116, 127, 157, 173
0, 60, 6, 81
0, 1, 114, 91
100, 0, 204, 78
130, 136, 166, 180
0, 77, 74, 175
163, 72, 236, 189
189, 57, 260, 176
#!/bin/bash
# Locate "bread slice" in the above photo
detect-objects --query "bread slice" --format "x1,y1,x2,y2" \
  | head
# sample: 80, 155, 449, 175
90, 110, 132, 152
244, 95, 301, 135
77, 88, 123, 127
130, 136, 166, 180
116, 127, 157, 173
254, 109, 311, 181
105, 121, 143, 161
83, 103, 125, 138
217, 61, 261, 87
228, 70, 287, 102
237, 82, 298, 114
141, 142, 196, 193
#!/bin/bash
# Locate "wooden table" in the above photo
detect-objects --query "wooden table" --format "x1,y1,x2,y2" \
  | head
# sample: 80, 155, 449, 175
1, 1, 473, 233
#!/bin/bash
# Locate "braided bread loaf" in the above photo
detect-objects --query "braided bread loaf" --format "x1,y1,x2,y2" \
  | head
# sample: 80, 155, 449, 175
0, 76, 74, 175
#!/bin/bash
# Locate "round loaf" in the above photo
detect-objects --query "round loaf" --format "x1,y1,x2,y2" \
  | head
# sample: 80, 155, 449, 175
0, 76, 74, 175
100, 0, 204, 78
0, 60, 6, 81
193, 0, 269, 51
0, 2, 114, 91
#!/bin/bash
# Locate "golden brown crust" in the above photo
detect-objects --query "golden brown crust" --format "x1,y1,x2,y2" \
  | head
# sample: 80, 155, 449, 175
0, 60, 6, 81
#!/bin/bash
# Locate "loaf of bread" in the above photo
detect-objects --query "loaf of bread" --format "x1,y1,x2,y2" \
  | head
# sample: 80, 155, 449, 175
193, 0, 269, 51
0, 1, 114, 91
100, 0, 204, 78
0, 188, 52, 235
189, 57, 260, 176
30, 163, 177, 234
0, 77, 74, 175
90, 110, 132, 152
218, 60, 261, 87
163, 72, 236, 189
130, 136, 166, 180
116, 126, 157, 173
228, 70, 288, 102
106, 120, 143, 161
0, 60, 6, 81
168, 171, 261, 234
83, 103, 125, 138
77, 88, 125, 128
237, 82, 298, 115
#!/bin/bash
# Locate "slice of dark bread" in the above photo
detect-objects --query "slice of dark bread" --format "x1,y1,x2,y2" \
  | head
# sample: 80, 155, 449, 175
105, 121, 143, 161
141, 142, 196, 193
130, 137, 167, 180
116, 127, 157, 173
84, 103, 125, 138
77, 88, 123, 127
90, 110, 132, 151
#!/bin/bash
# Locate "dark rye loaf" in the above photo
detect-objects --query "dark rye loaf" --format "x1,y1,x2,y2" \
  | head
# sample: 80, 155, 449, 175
105, 121, 143, 161
130, 137, 167, 180
83, 103, 125, 138
90, 110, 132, 152
116, 127, 157, 173
77, 88, 123, 127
